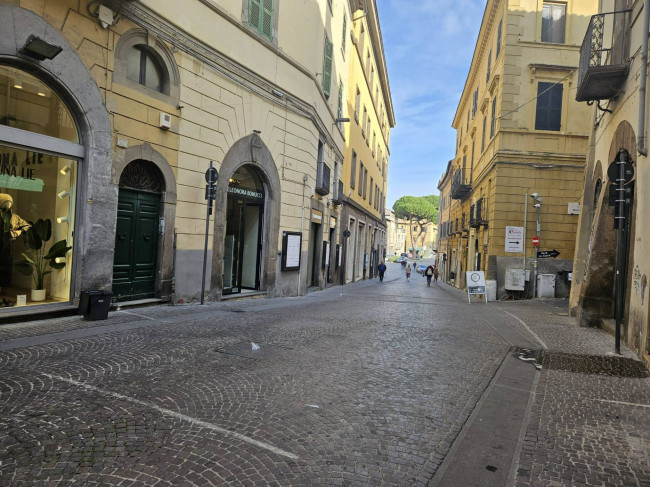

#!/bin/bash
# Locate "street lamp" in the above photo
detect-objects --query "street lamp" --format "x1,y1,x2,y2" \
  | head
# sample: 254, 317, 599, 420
530, 193, 542, 297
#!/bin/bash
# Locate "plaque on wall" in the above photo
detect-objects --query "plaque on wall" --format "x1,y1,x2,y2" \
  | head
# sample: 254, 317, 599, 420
281, 231, 302, 271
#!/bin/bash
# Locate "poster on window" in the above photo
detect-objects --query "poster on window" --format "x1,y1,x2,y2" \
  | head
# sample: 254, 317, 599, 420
281, 231, 301, 270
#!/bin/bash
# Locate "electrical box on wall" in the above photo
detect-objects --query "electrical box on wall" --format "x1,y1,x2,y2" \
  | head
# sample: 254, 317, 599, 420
159, 112, 172, 129
505, 268, 525, 291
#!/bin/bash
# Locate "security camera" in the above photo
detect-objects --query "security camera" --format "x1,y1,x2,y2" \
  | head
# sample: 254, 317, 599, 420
530, 192, 539, 199
533, 203, 541, 208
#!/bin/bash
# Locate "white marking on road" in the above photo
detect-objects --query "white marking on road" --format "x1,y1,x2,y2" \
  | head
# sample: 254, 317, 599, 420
497, 307, 548, 350
117, 310, 156, 320
42, 373, 299, 460
593, 399, 650, 408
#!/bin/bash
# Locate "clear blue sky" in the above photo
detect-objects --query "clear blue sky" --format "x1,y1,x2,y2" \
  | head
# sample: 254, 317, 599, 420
378, 0, 485, 209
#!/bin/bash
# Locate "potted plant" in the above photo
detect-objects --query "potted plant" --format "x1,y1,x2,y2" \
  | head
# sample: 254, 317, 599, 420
15, 218, 71, 302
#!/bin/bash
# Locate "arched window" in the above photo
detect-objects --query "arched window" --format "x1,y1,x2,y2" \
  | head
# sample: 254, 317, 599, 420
126, 45, 163, 93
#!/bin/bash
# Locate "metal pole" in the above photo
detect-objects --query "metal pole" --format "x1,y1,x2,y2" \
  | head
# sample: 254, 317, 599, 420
533, 204, 540, 298
201, 161, 214, 305
614, 154, 626, 354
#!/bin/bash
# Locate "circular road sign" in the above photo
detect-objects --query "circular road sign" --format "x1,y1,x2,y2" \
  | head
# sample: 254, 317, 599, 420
532, 236, 539, 247
205, 166, 219, 184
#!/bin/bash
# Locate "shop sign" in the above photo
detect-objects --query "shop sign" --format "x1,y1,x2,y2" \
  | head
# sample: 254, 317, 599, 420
311, 209, 323, 223
505, 226, 524, 253
227, 186, 263, 199
0, 150, 46, 192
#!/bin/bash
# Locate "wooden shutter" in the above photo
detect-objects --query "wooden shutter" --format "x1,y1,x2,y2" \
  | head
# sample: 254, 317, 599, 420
535, 82, 563, 131
337, 82, 343, 119
249, 0, 261, 32
261, 0, 273, 40
342, 15, 347, 51
322, 35, 333, 98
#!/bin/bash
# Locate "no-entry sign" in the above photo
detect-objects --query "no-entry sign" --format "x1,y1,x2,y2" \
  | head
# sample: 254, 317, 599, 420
532, 236, 540, 247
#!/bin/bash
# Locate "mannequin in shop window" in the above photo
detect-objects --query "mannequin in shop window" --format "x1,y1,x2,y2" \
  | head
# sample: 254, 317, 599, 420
0, 194, 31, 288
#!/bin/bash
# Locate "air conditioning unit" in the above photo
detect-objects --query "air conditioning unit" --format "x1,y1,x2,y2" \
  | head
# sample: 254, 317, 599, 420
315, 161, 330, 196
159, 112, 171, 129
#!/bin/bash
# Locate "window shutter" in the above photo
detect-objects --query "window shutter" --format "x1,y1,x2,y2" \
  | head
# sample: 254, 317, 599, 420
337, 82, 343, 119
342, 15, 347, 51
249, 0, 261, 31
261, 0, 273, 40
322, 35, 333, 98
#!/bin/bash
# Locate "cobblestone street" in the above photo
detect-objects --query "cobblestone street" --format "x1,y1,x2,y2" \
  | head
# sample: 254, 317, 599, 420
1, 265, 649, 486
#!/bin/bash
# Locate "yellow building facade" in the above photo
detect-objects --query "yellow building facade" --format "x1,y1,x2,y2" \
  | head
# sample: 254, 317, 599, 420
437, 0, 597, 296
0, 0, 360, 317
340, 0, 394, 283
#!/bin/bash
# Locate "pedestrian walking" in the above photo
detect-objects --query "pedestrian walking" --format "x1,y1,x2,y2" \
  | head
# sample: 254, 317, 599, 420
425, 265, 434, 286
378, 261, 387, 282
433, 266, 439, 282
405, 263, 411, 282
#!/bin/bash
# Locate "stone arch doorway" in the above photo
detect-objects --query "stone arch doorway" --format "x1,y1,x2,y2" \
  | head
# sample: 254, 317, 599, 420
112, 160, 165, 302
111, 144, 176, 302
578, 121, 636, 326
223, 165, 265, 295
211, 134, 281, 299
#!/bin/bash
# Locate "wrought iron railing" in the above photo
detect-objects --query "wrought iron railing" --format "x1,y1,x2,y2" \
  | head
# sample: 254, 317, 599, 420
577, 10, 631, 101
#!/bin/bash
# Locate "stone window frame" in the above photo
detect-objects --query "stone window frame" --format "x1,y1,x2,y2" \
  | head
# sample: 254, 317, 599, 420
113, 29, 180, 106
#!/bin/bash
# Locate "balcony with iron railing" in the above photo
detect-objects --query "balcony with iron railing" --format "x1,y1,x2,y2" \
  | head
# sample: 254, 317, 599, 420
469, 198, 489, 228
451, 168, 471, 200
576, 10, 631, 102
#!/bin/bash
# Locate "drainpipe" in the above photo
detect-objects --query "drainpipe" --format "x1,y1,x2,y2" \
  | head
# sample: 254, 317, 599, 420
637, 0, 650, 156
298, 174, 308, 296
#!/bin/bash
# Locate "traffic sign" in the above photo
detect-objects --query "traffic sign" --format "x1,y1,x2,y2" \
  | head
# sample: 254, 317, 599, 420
607, 159, 634, 183
532, 236, 539, 247
205, 165, 219, 184
537, 249, 560, 259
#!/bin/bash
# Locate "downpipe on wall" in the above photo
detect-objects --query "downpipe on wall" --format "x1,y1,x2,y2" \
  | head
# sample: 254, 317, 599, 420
637, 0, 650, 156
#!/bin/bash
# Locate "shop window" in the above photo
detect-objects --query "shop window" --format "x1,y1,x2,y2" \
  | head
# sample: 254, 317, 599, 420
0, 65, 79, 308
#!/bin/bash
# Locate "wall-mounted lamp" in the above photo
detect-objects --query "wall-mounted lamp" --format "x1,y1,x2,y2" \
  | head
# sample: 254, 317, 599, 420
60, 165, 71, 175
54, 257, 66, 264
56, 216, 68, 224
57, 190, 69, 199
13, 79, 23, 89
335, 118, 351, 123
20, 35, 63, 61
37, 87, 46, 97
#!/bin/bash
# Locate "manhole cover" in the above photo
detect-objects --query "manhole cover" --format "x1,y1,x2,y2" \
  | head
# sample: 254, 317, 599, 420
543, 352, 649, 378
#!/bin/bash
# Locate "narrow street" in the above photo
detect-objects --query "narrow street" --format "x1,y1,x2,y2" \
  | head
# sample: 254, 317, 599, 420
1, 262, 648, 486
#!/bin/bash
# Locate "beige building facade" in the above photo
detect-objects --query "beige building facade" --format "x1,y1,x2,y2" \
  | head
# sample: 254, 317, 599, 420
570, 0, 649, 368
0, 0, 360, 317
436, 0, 597, 296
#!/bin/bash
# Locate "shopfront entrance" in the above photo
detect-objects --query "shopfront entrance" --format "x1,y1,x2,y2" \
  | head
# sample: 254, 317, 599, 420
223, 165, 264, 295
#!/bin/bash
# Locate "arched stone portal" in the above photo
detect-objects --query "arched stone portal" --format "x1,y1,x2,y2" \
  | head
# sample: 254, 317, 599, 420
211, 134, 281, 299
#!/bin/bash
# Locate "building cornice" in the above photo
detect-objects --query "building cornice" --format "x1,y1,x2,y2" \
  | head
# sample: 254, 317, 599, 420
453, 0, 502, 127
103, 0, 345, 160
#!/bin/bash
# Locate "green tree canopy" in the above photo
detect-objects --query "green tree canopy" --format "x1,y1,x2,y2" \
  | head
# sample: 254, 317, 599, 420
393, 195, 439, 222
393, 195, 439, 256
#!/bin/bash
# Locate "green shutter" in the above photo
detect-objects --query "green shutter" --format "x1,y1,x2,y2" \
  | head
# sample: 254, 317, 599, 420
249, 0, 261, 31
322, 35, 333, 98
342, 15, 347, 51
261, 0, 273, 40
337, 82, 343, 119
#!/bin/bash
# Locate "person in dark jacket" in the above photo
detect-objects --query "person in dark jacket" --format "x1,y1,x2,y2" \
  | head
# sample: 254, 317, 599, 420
378, 261, 387, 282
425, 265, 434, 286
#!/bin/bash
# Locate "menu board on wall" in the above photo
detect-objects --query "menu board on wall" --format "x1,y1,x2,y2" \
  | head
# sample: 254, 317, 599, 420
281, 231, 302, 271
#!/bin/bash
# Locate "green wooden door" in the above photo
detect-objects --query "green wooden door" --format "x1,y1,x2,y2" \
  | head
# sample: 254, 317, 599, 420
112, 190, 160, 301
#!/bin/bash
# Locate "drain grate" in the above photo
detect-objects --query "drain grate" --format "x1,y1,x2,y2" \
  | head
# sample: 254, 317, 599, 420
543, 352, 649, 378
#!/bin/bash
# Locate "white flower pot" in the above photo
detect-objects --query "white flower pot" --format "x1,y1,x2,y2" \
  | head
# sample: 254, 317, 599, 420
31, 289, 46, 302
